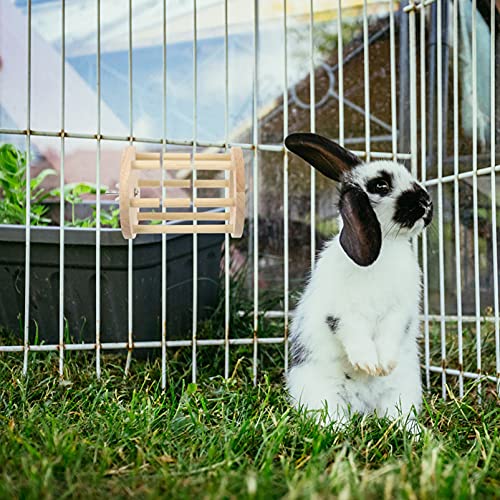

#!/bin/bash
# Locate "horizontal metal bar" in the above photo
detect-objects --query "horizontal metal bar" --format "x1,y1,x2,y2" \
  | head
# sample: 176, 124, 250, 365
423, 314, 499, 323
0, 128, 412, 159
428, 365, 498, 383
424, 164, 500, 186
245, 310, 500, 324
0, 337, 285, 352
0, 346, 24, 352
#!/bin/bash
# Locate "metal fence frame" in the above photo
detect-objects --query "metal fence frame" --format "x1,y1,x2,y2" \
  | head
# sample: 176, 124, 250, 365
0, 0, 499, 398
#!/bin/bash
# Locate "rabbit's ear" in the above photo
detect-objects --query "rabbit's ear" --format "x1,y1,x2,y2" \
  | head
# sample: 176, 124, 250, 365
285, 133, 361, 181
339, 184, 381, 266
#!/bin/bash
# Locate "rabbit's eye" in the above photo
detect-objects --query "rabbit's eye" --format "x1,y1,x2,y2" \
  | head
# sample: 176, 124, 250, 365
375, 181, 389, 193
367, 176, 392, 196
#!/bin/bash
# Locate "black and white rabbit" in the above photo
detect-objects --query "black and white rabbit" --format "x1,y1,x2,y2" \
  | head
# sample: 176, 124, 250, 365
285, 133, 433, 430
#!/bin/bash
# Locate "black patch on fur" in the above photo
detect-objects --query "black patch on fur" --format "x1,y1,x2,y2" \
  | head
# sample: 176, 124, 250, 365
366, 170, 393, 196
326, 315, 340, 334
404, 319, 412, 334
345, 373, 352, 380
290, 339, 309, 367
393, 183, 433, 228
355, 391, 371, 412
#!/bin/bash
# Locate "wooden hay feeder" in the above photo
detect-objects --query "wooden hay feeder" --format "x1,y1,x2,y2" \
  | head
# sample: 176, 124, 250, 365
119, 147, 245, 239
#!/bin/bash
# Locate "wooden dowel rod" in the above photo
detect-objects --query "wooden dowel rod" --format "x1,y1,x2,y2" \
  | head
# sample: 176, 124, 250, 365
138, 179, 191, 188
137, 211, 230, 221
130, 198, 160, 208
133, 160, 205, 169
194, 197, 234, 208
163, 198, 191, 208
134, 224, 233, 234
133, 160, 233, 171
194, 162, 233, 170
194, 153, 231, 160
194, 179, 230, 188
135, 152, 191, 160
132, 160, 161, 170
136, 152, 230, 161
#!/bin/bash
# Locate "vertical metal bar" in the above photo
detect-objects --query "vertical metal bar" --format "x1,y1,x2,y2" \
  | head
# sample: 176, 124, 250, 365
252, 0, 259, 385
283, 0, 289, 373
389, 0, 397, 159
490, 0, 500, 396
452, 0, 464, 397
471, 0, 482, 397
95, 0, 102, 379
409, 0, 418, 263
126, 0, 134, 376
427, 2, 437, 169
362, 0, 370, 161
420, 0, 431, 391
409, 2, 417, 178
436, 0, 447, 399
23, 0, 32, 376
337, 0, 344, 146
408, 1, 419, 261
224, 0, 230, 379
191, 0, 198, 384
309, 0, 316, 270
58, 0, 66, 377
398, 0, 410, 153
160, 0, 167, 390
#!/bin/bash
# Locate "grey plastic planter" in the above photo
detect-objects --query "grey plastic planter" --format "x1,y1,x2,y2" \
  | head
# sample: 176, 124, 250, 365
0, 224, 223, 346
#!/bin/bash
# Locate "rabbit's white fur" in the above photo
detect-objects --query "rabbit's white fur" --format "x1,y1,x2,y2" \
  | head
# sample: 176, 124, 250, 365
287, 161, 427, 428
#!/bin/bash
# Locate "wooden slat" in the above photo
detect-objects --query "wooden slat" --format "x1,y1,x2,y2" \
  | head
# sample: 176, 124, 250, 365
130, 198, 160, 208
135, 152, 191, 160
194, 197, 234, 208
194, 179, 230, 188
194, 161, 233, 170
138, 179, 191, 188
134, 224, 233, 234
163, 198, 191, 208
194, 153, 231, 160
137, 211, 230, 221
132, 160, 161, 170
133, 160, 196, 170
133, 159, 233, 170
137, 152, 230, 161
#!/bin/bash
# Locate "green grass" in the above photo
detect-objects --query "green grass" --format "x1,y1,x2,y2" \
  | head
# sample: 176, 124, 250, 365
0, 340, 498, 499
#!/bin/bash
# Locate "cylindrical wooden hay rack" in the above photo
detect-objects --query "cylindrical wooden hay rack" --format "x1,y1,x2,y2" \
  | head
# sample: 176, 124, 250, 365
119, 147, 245, 239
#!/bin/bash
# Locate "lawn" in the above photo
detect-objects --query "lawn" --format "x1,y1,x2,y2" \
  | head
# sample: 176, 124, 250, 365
0, 329, 498, 500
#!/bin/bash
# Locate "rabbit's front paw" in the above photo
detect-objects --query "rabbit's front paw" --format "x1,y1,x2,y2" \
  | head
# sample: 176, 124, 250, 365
375, 340, 400, 376
345, 341, 381, 376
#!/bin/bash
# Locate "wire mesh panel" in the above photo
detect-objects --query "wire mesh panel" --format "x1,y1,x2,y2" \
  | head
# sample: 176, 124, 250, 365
0, 0, 498, 398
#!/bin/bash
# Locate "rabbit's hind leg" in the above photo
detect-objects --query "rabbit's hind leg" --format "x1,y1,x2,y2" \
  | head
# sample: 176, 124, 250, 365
286, 362, 354, 427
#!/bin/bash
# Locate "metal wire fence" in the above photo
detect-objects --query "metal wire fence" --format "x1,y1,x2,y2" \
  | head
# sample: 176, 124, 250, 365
0, 0, 498, 399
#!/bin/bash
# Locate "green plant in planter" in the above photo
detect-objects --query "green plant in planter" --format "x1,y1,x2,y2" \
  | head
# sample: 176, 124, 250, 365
51, 182, 121, 228
0, 143, 56, 225
51, 182, 104, 227
97, 205, 121, 228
